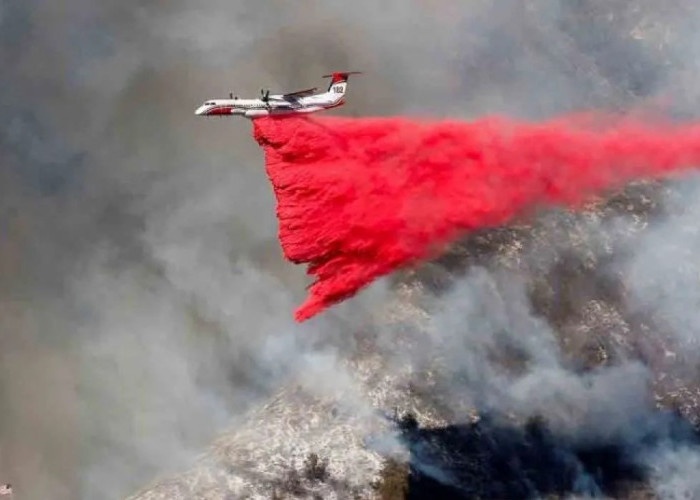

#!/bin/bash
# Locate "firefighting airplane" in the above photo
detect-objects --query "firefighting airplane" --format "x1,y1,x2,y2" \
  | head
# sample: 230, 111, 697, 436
194, 71, 361, 119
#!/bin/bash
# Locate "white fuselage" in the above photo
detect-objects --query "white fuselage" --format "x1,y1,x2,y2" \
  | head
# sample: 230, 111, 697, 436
195, 81, 348, 119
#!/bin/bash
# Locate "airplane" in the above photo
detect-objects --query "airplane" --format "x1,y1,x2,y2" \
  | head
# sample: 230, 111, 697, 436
194, 71, 361, 119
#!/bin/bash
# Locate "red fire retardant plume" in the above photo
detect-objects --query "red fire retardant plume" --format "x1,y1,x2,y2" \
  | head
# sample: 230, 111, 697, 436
253, 115, 700, 321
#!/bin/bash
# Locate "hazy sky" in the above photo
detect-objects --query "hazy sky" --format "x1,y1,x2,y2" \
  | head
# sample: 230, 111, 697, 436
3, 1, 700, 499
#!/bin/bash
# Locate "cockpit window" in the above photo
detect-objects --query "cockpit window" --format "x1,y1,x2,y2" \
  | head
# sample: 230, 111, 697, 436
205, 101, 215, 106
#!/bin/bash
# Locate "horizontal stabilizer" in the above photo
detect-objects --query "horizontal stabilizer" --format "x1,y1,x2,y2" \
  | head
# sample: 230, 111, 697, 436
322, 71, 363, 78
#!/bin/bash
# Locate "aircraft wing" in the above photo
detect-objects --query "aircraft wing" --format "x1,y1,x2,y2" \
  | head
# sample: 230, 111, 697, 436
281, 87, 318, 99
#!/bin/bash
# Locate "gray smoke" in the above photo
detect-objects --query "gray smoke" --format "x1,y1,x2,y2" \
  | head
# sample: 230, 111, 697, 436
3, 1, 700, 499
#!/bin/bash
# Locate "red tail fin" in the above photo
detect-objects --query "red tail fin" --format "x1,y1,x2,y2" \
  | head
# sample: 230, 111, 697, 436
322, 71, 362, 90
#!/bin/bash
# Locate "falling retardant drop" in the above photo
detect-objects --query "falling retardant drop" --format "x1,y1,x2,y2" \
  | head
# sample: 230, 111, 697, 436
253, 114, 700, 321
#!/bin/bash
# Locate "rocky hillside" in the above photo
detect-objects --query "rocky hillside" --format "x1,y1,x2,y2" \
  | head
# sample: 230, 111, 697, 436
126, 178, 700, 499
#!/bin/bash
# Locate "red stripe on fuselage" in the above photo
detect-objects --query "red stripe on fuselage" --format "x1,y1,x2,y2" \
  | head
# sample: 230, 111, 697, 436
207, 106, 234, 115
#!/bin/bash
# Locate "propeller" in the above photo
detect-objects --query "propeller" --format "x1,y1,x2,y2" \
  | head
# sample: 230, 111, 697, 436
260, 89, 271, 109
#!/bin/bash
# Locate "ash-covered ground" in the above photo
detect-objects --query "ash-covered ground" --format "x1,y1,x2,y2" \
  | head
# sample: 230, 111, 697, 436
4, 1, 700, 499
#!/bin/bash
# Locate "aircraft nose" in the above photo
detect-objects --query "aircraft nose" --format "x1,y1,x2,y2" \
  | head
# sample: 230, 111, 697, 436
195, 106, 206, 116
